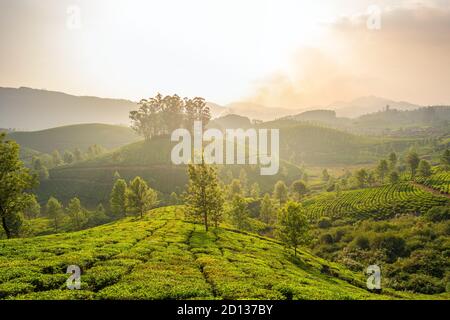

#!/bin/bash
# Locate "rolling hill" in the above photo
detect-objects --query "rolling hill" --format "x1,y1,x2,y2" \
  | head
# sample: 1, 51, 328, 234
35, 135, 303, 207
8, 123, 141, 154
0, 206, 440, 300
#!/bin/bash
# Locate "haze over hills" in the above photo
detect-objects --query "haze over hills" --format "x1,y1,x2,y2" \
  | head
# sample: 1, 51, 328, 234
1, 86, 429, 130
330, 96, 422, 118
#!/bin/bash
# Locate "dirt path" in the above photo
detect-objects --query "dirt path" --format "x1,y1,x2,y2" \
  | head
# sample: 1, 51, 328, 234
413, 182, 450, 199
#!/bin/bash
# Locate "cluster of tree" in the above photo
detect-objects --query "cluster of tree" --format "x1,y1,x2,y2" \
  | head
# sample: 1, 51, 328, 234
110, 175, 158, 219
323, 149, 446, 192
31, 144, 106, 180
45, 196, 108, 232
130, 93, 211, 140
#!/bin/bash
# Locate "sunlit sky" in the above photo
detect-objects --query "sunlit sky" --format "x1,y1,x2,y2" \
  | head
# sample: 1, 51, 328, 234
1, 0, 450, 106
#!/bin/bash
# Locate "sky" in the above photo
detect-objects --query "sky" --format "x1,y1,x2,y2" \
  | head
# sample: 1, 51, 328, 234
0, 0, 450, 107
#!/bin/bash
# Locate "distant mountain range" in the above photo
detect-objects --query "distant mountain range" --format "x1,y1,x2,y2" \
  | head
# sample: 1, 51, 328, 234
329, 96, 422, 118
0, 86, 424, 130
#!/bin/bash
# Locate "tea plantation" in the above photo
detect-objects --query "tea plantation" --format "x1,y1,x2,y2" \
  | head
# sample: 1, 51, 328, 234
0, 206, 440, 300
302, 182, 449, 221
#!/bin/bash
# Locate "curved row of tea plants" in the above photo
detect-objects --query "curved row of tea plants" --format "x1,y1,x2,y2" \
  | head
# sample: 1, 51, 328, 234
416, 171, 450, 195
303, 183, 449, 221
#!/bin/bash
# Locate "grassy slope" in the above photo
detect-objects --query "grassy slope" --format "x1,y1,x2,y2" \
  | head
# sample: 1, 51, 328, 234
0, 206, 441, 300
8, 123, 140, 153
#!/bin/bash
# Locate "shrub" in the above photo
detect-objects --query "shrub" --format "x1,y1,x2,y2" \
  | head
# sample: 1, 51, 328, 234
424, 206, 450, 222
317, 217, 332, 229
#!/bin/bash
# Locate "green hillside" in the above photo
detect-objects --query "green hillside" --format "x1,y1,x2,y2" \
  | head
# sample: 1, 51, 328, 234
259, 120, 413, 165
0, 206, 441, 300
303, 182, 449, 221
8, 123, 140, 154
36, 136, 302, 206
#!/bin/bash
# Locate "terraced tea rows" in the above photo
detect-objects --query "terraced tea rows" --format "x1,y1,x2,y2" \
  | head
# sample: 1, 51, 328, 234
416, 171, 450, 195
303, 183, 449, 221
0, 206, 425, 300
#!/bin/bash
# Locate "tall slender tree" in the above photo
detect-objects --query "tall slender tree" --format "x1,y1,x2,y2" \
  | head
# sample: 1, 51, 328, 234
185, 160, 224, 231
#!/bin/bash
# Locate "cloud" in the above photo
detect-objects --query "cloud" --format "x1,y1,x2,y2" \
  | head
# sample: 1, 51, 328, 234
246, 4, 450, 108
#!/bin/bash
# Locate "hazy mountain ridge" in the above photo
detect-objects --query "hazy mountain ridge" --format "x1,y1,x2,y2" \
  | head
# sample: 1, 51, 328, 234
0, 87, 425, 130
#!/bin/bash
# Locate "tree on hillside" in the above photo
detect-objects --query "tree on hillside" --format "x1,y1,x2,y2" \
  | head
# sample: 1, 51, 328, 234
32, 156, 49, 181
74, 148, 83, 162
389, 152, 398, 170
260, 193, 275, 224
417, 160, 432, 178
389, 171, 400, 184
67, 197, 87, 230
0, 134, 38, 238
46, 197, 64, 233
24, 196, 41, 219
184, 97, 211, 131
130, 94, 211, 140
276, 201, 310, 256
291, 180, 308, 200
376, 160, 389, 183
322, 169, 330, 182
273, 181, 288, 205
110, 179, 127, 218
63, 151, 74, 164
185, 160, 224, 231
406, 151, 420, 178
86, 204, 109, 227
441, 149, 450, 169
229, 194, 250, 230
125, 177, 158, 219
250, 182, 260, 199
238, 169, 248, 196
228, 179, 242, 199
355, 169, 368, 188
51, 150, 63, 167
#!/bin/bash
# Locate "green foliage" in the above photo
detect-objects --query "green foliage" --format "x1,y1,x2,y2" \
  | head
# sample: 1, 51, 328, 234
417, 160, 432, 178
185, 161, 224, 230
291, 180, 308, 200
415, 171, 450, 194
260, 194, 275, 224
125, 177, 158, 219
46, 197, 64, 233
109, 179, 127, 218
129, 94, 211, 140
0, 206, 419, 300
424, 206, 450, 222
304, 183, 449, 221
406, 151, 420, 178
24, 196, 40, 219
273, 181, 288, 205
0, 134, 38, 238
63, 151, 74, 164
67, 197, 88, 230
441, 149, 450, 169
250, 182, 260, 199
376, 160, 389, 182
229, 195, 250, 231
276, 201, 310, 256
51, 150, 62, 167
389, 171, 400, 184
